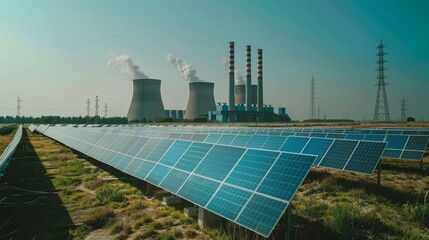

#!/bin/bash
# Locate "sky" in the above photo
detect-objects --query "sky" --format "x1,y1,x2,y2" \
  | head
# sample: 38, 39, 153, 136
0, 0, 428, 121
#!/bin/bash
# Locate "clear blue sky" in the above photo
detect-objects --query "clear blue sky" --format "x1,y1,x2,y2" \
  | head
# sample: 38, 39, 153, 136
1, 0, 428, 121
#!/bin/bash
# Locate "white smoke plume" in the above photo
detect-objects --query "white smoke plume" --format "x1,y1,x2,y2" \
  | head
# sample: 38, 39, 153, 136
108, 54, 148, 79
166, 53, 203, 82
235, 70, 245, 85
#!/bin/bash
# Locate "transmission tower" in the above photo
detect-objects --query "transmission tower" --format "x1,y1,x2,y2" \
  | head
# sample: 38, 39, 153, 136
16, 97, 22, 117
309, 76, 316, 120
103, 103, 108, 118
400, 97, 407, 122
317, 105, 321, 120
373, 39, 391, 122
94, 96, 100, 124
86, 98, 91, 117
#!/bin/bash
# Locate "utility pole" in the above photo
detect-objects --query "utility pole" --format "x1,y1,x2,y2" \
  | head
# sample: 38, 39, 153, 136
16, 97, 22, 117
373, 39, 391, 122
317, 105, 321, 120
103, 103, 108, 118
400, 97, 407, 122
309, 76, 316, 120
86, 98, 91, 124
94, 96, 99, 124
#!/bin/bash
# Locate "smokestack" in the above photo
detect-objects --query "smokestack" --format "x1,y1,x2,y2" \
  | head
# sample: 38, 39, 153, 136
229, 42, 235, 122
127, 79, 165, 121
246, 45, 252, 111
184, 82, 216, 120
235, 84, 257, 105
257, 49, 263, 112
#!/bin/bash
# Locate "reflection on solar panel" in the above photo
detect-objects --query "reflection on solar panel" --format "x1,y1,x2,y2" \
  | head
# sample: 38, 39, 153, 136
38, 125, 317, 237
0, 125, 23, 179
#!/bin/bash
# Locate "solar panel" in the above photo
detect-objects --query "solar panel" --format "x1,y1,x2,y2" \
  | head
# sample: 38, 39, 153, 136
38, 125, 317, 237
0, 125, 23, 179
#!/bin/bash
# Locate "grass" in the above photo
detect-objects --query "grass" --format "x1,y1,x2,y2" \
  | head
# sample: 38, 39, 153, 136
292, 156, 429, 239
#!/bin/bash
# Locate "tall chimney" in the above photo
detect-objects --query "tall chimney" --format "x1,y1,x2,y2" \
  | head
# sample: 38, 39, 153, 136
246, 45, 252, 111
229, 42, 235, 122
257, 49, 263, 112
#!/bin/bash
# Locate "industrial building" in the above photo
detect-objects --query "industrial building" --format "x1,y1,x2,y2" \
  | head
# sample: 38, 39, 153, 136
127, 79, 165, 121
126, 41, 291, 123
184, 82, 216, 120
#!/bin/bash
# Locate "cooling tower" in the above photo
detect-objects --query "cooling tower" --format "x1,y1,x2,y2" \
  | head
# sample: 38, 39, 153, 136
127, 79, 165, 121
184, 82, 216, 120
235, 84, 257, 105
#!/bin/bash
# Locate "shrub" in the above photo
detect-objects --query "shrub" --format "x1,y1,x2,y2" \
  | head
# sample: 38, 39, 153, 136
137, 226, 156, 239
302, 202, 328, 219
81, 208, 115, 229
185, 229, 198, 238
328, 203, 358, 235
96, 186, 125, 203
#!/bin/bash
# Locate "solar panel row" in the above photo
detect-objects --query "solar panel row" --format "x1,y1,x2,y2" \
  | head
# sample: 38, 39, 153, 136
75, 126, 387, 175
0, 125, 23, 180
85, 125, 424, 161
38, 125, 317, 237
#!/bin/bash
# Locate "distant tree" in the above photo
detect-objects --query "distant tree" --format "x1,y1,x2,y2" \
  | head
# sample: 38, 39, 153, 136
407, 117, 415, 122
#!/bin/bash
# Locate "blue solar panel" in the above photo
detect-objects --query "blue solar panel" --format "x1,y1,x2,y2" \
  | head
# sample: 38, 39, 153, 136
256, 153, 315, 200
385, 135, 408, 149
262, 136, 287, 151
401, 150, 424, 160
364, 135, 385, 141
246, 135, 269, 149
301, 138, 333, 165
217, 134, 236, 145
204, 134, 221, 143
236, 194, 287, 237
124, 158, 144, 175
159, 140, 191, 167
177, 175, 220, 206
231, 135, 252, 147
345, 134, 365, 140
194, 145, 245, 181
146, 164, 171, 185
405, 136, 429, 151
159, 169, 190, 193
225, 149, 279, 190
319, 140, 358, 169
280, 136, 309, 153
382, 149, 402, 159
134, 161, 156, 180
343, 141, 386, 174
174, 142, 212, 172
206, 185, 252, 220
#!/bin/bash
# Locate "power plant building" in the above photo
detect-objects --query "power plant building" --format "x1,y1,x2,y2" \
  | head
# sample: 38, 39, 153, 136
127, 79, 166, 121
184, 82, 216, 120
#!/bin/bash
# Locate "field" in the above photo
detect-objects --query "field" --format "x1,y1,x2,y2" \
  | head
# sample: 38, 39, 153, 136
0, 124, 428, 240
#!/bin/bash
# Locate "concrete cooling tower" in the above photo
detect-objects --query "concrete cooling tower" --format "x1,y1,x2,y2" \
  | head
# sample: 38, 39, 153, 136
234, 84, 257, 105
127, 79, 165, 121
184, 82, 216, 120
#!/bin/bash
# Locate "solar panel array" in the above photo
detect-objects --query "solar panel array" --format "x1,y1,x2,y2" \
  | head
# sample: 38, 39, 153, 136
38, 125, 317, 237
102, 125, 427, 161
72, 125, 387, 175
0, 125, 23, 180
